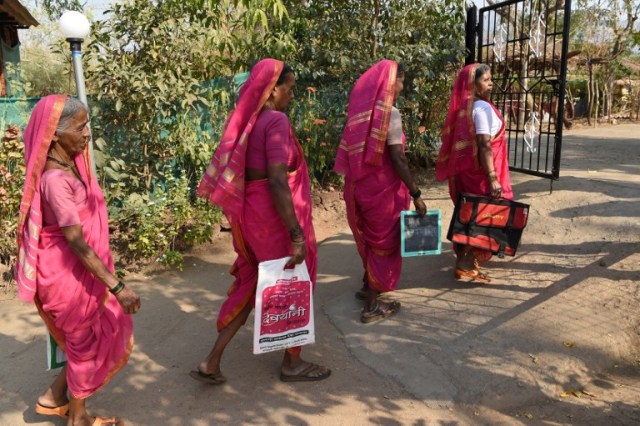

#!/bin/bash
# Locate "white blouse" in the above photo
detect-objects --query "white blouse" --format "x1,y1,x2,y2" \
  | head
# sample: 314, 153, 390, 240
473, 100, 502, 137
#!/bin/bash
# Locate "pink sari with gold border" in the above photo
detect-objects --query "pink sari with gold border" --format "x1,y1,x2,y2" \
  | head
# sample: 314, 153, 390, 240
436, 64, 513, 261
334, 60, 410, 293
197, 60, 316, 356
16, 95, 133, 399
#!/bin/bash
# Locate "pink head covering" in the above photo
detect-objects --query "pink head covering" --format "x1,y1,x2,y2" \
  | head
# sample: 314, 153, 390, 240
435, 63, 484, 181
16, 95, 93, 302
334, 59, 398, 181
196, 59, 284, 220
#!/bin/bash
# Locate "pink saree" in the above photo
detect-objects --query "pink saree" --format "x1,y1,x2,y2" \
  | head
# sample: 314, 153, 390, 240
436, 63, 513, 261
197, 59, 317, 351
16, 95, 133, 399
334, 60, 410, 293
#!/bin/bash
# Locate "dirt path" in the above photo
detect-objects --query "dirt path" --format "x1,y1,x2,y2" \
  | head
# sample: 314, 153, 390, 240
0, 124, 638, 425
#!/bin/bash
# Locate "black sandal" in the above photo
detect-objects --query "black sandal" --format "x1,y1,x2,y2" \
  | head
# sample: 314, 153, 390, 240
360, 300, 401, 324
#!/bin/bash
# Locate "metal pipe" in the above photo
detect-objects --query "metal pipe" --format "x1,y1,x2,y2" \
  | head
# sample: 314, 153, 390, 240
68, 38, 96, 177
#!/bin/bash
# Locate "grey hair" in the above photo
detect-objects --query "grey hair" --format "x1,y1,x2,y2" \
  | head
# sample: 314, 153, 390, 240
474, 63, 491, 82
56, 96, 87, 132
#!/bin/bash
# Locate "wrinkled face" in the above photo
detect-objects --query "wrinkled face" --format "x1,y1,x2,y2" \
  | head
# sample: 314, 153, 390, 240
394, 74, 405, 100
272, 72, 296, 111
53, 108, 90, 158
475, 71, 493, 99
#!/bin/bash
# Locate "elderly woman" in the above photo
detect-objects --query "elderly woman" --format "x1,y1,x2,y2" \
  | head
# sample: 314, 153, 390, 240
436, 63, 513, 282
334, 60, 427, 324
192, 58, 330, 383
16, 95, 140, 426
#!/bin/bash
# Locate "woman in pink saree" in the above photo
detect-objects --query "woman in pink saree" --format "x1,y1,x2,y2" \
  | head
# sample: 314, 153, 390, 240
17, 95, 140, 426
436, 63, 513, 283
334, 60, 426, 324
192, 59, 330, 383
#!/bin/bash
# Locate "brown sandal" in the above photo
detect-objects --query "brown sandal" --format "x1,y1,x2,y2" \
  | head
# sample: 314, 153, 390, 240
189, 369, 227, 385
280, 363, 331, 382
361, 300, 401, 324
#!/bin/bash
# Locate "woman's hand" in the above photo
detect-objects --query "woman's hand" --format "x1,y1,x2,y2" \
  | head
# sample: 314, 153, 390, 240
286, 240, 307, 268
115, 287, 141, 315
413, 197, 427, 216
489, 176, 503, 198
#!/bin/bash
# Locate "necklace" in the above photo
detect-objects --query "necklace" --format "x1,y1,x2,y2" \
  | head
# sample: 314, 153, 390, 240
46, 155, 74, 169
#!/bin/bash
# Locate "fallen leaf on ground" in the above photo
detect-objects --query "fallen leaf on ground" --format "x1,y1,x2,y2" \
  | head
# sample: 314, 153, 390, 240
582, 390, 597, 398
523, 412, 534, 419
563, 341, 576, 348
528, 353, 538, 363
560, 389, 584, 398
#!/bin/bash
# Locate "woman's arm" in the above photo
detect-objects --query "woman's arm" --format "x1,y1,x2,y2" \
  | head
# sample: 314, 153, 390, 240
61, 225, 141, 314
388, 145, 427, 216
266, 163, 306, 266
476, 134, 502, 198
474, 102, 503, 198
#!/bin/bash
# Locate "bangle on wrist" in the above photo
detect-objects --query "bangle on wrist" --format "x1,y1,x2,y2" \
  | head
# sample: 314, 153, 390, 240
410, 188, 421, 199
109, 280, 125, 295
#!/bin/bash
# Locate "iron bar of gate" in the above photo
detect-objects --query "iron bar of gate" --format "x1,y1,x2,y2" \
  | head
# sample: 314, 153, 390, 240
553, 0, 572, 180
473, 0, 571, 181
465, 6, 478, 65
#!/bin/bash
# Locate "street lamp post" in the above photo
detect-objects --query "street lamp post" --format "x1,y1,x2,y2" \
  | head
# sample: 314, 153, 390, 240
59, 11, 96, 175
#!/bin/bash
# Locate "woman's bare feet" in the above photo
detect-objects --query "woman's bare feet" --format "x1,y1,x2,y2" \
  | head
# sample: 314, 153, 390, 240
67, 396, 123, 426
68, 415, 124, 426
36, 366, 70, 417
37, 393, 69, 411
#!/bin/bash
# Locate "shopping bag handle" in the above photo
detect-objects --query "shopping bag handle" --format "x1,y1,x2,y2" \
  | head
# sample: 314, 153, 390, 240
283, 257, 295, 270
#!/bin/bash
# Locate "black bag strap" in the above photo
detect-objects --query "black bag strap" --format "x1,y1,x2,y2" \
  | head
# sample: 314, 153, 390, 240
470, 195, 479, 227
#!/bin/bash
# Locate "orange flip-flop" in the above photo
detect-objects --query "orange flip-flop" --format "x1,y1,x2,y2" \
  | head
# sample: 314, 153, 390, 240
35, 402, 69, 419
454, 267, 491, 283
93, 417, 124, 426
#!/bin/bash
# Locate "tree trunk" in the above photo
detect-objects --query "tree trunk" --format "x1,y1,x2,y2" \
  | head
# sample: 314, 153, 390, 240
593, 79, 600, 127
371, 0, 379, 59
518, 57, 531, 131
143, 141, 150, 190
586, 62, 592, 126
604, 68, 612, 122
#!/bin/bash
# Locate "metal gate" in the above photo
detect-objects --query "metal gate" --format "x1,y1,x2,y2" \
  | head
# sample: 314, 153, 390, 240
465, 0, 572, 180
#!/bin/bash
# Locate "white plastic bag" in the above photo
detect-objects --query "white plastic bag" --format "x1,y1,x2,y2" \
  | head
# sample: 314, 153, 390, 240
253, 257, 315, 355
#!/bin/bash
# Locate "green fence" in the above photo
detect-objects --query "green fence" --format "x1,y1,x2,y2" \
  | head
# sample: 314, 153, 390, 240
0, 97, 41, 129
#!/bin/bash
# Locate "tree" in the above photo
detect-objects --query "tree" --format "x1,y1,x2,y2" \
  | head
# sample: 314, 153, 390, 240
572, 0, 640, 123
36, 0, 85, 20
85, 0, 293, 193
278, 0, 466, 160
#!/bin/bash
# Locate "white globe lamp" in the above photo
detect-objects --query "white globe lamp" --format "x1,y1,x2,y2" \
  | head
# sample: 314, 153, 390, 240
59, 10, 96, 175
59, 10, 91, 40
